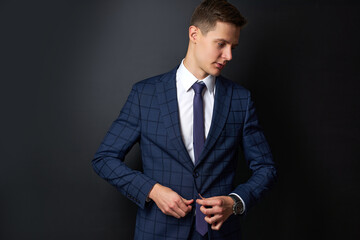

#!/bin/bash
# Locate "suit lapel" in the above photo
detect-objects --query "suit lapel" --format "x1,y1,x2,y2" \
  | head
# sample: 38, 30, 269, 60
156, 67, 194, 172
196, 76, 232, 166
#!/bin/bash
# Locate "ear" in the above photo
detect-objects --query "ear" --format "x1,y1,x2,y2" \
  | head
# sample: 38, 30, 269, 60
189, 25, 200, 43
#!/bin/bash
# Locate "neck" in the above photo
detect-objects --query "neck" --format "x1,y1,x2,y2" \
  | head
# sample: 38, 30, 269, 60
183, 51, 209, 80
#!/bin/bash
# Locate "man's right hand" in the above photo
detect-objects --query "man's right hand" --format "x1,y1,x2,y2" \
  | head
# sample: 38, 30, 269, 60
148, 183, 193, 219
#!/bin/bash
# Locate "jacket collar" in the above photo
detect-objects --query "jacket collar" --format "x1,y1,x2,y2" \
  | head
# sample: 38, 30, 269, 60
156, 67, 232, 169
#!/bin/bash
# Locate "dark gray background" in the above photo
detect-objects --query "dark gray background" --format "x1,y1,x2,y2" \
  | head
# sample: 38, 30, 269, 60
1, 0, 359, 239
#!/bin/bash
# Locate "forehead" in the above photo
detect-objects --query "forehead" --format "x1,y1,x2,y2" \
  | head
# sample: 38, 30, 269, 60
204, 21, 240, 45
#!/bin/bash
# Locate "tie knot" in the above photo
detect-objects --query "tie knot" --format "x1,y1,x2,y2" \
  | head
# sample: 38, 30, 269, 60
192, 82, 206, 95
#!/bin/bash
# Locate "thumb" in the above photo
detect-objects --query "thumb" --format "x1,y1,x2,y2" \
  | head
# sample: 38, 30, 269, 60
181, 197, 194, 205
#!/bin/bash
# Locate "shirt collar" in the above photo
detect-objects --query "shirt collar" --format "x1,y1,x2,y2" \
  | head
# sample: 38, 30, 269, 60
176, 59, 215, 94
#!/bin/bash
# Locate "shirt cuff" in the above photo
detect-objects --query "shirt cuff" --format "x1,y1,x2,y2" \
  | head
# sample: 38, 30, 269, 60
229, 192, 246, 214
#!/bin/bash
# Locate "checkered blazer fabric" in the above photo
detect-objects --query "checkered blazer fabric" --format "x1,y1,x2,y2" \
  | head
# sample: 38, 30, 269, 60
92, 66, 277, 240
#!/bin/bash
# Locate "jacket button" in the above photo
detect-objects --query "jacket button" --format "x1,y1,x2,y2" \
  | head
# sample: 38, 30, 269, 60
193, 171, 199, 178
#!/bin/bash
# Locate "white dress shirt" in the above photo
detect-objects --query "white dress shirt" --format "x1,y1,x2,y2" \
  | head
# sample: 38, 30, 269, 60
176, 60, 246, 214
176, 60, 215, 164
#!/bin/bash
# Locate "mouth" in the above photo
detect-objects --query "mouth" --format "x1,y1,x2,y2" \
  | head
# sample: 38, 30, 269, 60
215, 62, 226, 70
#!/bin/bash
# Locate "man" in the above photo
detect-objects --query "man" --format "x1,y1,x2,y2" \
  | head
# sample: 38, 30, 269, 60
92, 0, 277, 239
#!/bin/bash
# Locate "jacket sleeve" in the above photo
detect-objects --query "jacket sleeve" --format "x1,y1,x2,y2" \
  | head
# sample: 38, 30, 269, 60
92, 84, 157, 209
233, 91, 277, 213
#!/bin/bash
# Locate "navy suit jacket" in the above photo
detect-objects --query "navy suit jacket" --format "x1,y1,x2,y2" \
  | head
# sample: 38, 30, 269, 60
92, 66, 277, 239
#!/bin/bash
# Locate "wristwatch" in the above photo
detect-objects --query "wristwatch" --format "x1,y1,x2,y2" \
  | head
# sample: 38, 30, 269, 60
229, 195, 244, 215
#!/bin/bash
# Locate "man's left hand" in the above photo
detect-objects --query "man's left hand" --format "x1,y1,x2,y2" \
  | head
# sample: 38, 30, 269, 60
196, 196, 234, 230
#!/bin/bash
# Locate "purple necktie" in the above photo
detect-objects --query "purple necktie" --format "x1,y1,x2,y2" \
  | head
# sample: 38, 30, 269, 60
192, 82, 208, 236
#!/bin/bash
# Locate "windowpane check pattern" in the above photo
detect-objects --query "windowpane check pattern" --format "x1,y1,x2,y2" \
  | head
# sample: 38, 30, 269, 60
92, 67, 277, 240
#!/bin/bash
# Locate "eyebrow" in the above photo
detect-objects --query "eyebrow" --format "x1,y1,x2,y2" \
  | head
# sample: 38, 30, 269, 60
215, 38, 238, 48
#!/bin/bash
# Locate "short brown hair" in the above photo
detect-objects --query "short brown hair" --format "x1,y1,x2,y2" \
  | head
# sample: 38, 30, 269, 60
190, 0, 247, 35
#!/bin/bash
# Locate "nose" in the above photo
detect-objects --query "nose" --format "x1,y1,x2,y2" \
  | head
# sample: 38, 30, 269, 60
222, 46, 232, 61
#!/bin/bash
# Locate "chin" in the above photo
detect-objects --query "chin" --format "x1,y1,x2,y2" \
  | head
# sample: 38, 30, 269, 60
203, 66, 221, 77
211, 69, 222, 76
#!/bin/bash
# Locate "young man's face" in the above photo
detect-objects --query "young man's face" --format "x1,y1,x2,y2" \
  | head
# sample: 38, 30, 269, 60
192, 21, 240, 79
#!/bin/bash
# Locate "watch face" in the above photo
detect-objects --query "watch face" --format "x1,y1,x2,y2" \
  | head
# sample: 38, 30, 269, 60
234, 202, 243, 214
230, 195, 243, 215
235, 204, 242, 214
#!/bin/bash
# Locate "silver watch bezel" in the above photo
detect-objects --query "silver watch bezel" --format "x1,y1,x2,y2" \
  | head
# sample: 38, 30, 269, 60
230, 195, 243, 215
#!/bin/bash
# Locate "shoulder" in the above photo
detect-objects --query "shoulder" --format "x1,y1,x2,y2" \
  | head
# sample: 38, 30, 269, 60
132, 66, 178, 92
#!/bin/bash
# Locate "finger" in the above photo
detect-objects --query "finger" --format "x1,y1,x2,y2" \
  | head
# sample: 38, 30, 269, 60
161, 199, 186, 218
162, 206, 182, 219
176, 198, 192, 214
182, 198, 194, 205
197, 197, 223, 207
170, 210, 182, 219
200, 205, 222, 215
174, 197, 195, 217
211, 220, 224, 231
181, 198, 194, 213
174, 208, 187, 218
204, 213, 223, 225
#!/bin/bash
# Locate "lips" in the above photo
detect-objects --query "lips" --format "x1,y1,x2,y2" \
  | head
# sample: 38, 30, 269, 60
215, 62, 225, 70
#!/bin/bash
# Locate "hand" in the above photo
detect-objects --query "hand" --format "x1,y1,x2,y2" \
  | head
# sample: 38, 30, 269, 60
196, 195, 234, 230
148, 183, 194, 219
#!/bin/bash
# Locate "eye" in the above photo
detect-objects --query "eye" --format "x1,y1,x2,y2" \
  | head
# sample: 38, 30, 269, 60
217, 42, 225, 48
